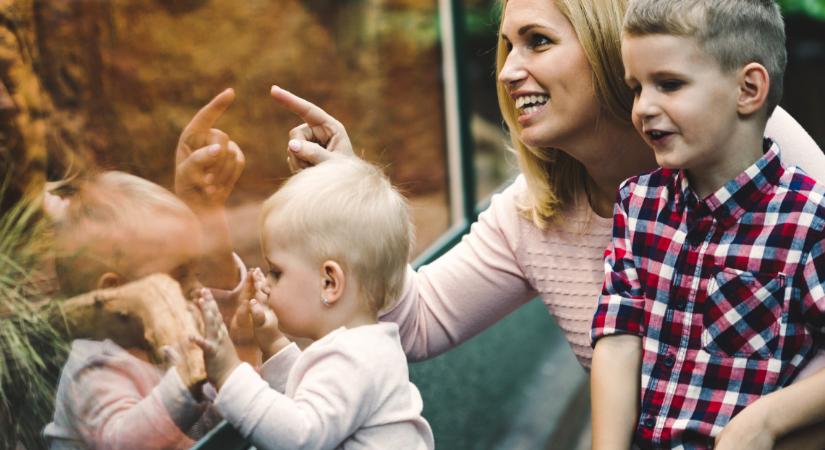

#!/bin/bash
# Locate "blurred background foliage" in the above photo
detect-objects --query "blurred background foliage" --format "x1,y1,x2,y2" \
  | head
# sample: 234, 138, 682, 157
779, 0, 825, 20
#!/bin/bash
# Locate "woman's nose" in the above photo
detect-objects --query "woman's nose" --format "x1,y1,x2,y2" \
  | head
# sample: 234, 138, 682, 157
498, 49, 528, 86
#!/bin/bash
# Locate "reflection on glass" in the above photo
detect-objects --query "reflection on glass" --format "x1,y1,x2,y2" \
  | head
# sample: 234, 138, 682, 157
1, 0, 452, 448
464, 1, 520, 202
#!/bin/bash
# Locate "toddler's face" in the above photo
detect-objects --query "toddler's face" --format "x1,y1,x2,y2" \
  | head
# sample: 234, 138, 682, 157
621, 34, 741, 172
260, 234, 324, 340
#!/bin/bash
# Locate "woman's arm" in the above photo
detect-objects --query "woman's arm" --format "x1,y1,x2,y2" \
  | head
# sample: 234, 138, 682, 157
380, 180, 537, 361
174, 89, 244, 291
766, 106, 825, 179
715, 368, 825, 450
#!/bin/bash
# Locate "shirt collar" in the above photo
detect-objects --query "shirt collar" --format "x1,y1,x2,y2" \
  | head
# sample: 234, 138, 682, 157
673, 139, 783, 229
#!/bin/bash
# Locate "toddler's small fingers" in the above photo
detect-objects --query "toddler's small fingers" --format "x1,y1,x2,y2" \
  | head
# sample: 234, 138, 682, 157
189, 335, 207, 350
161, 345, 182, 366
250, 300, 267, 328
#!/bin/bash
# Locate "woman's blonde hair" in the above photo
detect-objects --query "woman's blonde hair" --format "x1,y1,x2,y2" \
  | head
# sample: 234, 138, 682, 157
495, 0, 632, 228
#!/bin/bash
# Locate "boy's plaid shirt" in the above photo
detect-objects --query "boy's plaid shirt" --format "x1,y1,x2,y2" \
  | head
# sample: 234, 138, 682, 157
591, 141, 825, 449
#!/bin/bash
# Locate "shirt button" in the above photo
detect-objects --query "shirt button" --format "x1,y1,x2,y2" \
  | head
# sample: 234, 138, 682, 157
663, 355, 675, 368
643, 417, 656, 428
674, 300, 686, 310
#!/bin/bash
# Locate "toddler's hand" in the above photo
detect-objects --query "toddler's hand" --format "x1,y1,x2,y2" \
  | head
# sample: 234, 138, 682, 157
175, 88, 245, 212
190, 288, 241, 390
231, 268, 290, 360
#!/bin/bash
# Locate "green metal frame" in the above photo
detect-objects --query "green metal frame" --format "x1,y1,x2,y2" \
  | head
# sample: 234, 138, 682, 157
191, 0, 477, 447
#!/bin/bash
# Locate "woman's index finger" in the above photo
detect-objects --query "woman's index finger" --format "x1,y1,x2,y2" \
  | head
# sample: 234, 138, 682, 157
270, 85, 334, 127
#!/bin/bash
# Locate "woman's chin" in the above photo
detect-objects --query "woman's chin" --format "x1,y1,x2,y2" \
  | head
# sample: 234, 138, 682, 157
518, 129, 550, 149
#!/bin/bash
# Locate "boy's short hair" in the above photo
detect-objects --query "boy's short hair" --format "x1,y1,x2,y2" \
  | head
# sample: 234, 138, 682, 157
54, 171, 197, 297
260, 158, 413, 313
624, 0, 786, 114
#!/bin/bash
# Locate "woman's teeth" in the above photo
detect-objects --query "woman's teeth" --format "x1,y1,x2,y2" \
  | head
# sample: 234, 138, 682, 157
515, 94, 549, 114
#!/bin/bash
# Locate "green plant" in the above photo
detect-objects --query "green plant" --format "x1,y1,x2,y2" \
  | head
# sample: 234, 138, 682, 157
778, 0, 825, 21
0, 188, 69, 450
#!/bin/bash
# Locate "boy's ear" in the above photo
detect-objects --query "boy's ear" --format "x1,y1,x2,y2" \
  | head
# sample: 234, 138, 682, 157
321, 260, 346, 305
737, 62, 770, 115
97, 272, 123, 290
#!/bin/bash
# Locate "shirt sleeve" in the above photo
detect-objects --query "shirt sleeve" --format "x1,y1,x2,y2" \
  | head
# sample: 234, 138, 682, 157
215, 348, 380, 450
68, 349, 198, 449
591, 182, 647, 345
379, 178, 536, 361
260, 342, 302, 393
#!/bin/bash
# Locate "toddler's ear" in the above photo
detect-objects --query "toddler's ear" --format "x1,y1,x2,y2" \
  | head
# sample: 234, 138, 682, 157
321, 260, 346, 305
737, 62, 770, 116
97, 272, 122, 290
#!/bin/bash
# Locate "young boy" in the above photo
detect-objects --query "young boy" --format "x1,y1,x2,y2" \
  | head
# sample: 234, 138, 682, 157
192, 157, 435, 449
43, 171, 246, 449
590, 1, 825, 448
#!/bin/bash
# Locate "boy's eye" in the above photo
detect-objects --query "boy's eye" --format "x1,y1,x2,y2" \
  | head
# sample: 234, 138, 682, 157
659, 79, 684, 92
268, 269, 281, 281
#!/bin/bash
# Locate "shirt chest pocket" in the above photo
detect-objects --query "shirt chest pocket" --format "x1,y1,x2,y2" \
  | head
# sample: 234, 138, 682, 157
701, 268, 787, 359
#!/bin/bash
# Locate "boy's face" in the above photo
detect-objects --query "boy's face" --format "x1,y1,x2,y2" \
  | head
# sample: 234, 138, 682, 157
622, 34, 741, 172
261, 230, 324, 340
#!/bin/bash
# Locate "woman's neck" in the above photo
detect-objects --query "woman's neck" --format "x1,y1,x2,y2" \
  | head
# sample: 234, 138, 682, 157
578, 124, 656, 218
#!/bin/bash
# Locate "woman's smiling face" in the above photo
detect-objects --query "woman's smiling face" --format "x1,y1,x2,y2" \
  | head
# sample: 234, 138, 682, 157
498, 0, 601, 152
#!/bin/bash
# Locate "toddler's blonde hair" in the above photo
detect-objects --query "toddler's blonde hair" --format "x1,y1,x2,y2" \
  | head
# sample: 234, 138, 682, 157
260, 158, 412, 313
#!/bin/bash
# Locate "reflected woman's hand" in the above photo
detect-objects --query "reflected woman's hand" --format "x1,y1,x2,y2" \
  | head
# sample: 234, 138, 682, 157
270, 85, 355, 171
175, 88, 245, 212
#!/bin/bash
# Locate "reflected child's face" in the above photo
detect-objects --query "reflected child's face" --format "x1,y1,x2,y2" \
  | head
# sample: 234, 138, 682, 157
117, 213, 204, 296
621, 34, 741, 172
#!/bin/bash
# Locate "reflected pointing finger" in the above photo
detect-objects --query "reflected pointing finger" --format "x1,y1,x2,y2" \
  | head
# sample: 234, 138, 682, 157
183, 88, 235, 138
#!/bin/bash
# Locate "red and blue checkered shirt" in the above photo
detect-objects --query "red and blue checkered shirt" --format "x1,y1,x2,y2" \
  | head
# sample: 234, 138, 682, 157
591, 141, 825, 449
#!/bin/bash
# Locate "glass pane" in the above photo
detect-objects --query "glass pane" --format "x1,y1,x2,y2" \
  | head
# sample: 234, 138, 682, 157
2, 1, 453, 447
463, 1, 520, 202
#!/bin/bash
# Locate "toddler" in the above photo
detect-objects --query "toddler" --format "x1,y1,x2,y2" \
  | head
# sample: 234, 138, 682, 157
193, 157, 435, 449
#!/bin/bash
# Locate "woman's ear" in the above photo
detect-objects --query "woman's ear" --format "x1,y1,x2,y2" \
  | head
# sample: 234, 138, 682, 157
737, 62, 770, 115
321, 261, 346, 306
96, 272, 122, 290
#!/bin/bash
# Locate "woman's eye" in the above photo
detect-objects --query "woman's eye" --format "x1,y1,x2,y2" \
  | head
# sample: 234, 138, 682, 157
528, 34, 552, 49
268, 270, 281, 281
659, 79, 684, 92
